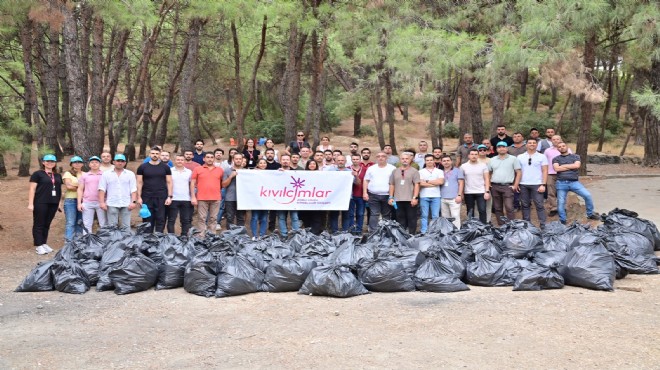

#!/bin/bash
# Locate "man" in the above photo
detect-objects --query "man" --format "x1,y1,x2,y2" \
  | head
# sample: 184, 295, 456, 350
538, 128, 555, 153
476, 144, 492, 222
529, 128, 541, 143
191, 152, 224, 233
222, 153, 246, 228
413, 141, 430, 168
313, 150, 325, 168
383, 144, 400, 166
99, 151, 114, 172
183, 149, 201, 171
193, 139, 206, 165
286, 131, 311, 155
136, 147, 173, 233
264, 148, 281, 170
396, 149, 420, 170
99, 154, 137, 228
279, 154, 292, 171
298, 147, 312, 169
277, 160, 301, 237
141, 146, 173, 166
488, 141, 522, 225
460, 149, 490, 223
363, 152, 396, 233
490, 124, 514, 149
215, 147, 236, 229
477, 144, 491, 164
481, 139, 496, 158
321, 150, 337, 171
440, 155, 464, 229
508, 132, 526, 157
168, 154, 193, 236
545, 135, 570, 216
432, 147, 443, 169
388, 152, 420, 234
220, 148, 237, 172
290, 153, 304, 170
517, 137, 548, 229
455, 133, 477, 166
77, 156, 107, 233
345, 142, 360, 166
418, 154, 444, 234
553, 142, 600, 224
329, 155, 352, 233
213, 148, 225, 167
348, 154, 367, 234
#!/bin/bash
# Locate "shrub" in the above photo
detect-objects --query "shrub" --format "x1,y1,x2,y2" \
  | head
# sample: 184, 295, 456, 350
357, 125, 376, 137
246, 119, 286, 144
442, 122, 459, 138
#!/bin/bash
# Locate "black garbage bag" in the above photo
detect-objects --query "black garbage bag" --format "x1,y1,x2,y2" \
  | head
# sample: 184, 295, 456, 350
413, 258, 469, 293
72, 233, 105, 260
366, 220, 412, 249
466, 255, 526, 287
215, 255, 264, 297
221, 224, 249, 238
96, 225, 133, 243
408, 234, 437, 252
357, 258, 416, 292
108, 251, 159, 295
15, 260, 55, 292
603, 232, 658, 275
376, 243, 426, 275
601, 208, 660, 250
331, 232, 360, 249
288, 229, 320, 252
184, 251, 221, 297
299, 265, 369, 298
238, 249, 269, 272
80, 259, 100, 285
330, 242, 375, 265
559, 243, 616, 291
616, 264, 629, 280
532, 250, 567, 268
543, 221, 567, 235
513, 263, 564, 291
427, 217, 457, 235
96, 242, 132, 291
604, 230, 654, 256
51, 258, 90, 294
155, 235, 195, 290
502, 220, 543, 258
425, 248, 467, 280
262, 257, 317, 292
299, 238, 337, 260
466, 236, 503, 261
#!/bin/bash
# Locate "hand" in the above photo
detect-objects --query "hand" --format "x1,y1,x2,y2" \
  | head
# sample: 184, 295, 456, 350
128, 202, 136, 211
137, 197, 143, 205
411, 198, 418, 207
511, 185, 520, 193
100, 202, 108, 211
27, 204, 34, 211
455, 195, 462, 204
363, 194, 369, 201
165, 198, 172, 206
78, 204, 84, 212
191, 197, 198, 206
538, 185, 546, 193
484, 193, 491, 201
388, 198, 394, 206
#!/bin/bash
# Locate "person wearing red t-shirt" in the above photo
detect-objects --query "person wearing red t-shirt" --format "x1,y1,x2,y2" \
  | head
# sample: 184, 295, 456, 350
348, 148, 374, 234
190, 153, 224, 233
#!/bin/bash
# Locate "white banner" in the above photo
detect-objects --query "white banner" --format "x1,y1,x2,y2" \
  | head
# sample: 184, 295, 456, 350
236, 170, 353, 210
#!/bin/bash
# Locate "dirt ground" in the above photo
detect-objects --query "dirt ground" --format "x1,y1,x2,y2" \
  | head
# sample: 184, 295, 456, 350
1, 171, 660, 369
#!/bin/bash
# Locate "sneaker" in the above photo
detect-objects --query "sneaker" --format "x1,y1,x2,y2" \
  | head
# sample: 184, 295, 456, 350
251, 236, 257, 241
587, 213, 600, 221
35, 245, 48, 255
215, 225, 222, 231
41, 244, 53, 253
560, 220, 566, 225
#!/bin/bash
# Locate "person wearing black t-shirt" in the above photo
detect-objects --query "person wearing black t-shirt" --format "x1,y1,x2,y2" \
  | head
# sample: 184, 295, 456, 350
264, 148, 281, 170
137, 148, 173, 233
242, 138, 260, 169
490, 124, 514, 149
28, 154, 63, 255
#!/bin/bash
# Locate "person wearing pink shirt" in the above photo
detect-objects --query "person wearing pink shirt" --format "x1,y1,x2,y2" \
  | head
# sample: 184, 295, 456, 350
77, 156, 107, 233
544, 134, 569, 217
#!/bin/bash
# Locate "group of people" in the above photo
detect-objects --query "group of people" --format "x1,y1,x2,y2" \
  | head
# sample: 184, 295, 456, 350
28, 127, 599, 255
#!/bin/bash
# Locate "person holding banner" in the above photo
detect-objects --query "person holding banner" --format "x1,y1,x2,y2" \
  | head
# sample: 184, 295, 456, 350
388, 152, 421, 234
363, 152, 396, 233
300, 160, 325, 234
250, 158, 269, 239
329, 155, 352, 233
276, 162, 302, 237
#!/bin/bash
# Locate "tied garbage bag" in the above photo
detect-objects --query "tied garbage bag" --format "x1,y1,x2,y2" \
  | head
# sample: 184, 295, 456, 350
601, 208, 660, 250
96, 242, 132, 291
299, 239, 336, 260
299, 265, 369, 298
532, 250, 567, 268
502, 220, 543, 258
96, 225, 132, 243
366, 220, 412, 249
559, 244, 616, 291
184, 251, 220, 297
15, 260, 55, 292
426, 217, 457, 235
108, 251, 159, 295
80, 259, 100, 285
513, 263, 564, 291
216, 255, 264, 297
424, 248, 467, 280
466, 255, 527, 287
466, 236, 503, 261
71, 233, 105, 260
414, 257, 469, 293
357, 258, 416, 292
603, 232, 658, 275
376, 243, 426, 275
287, 229, 319, 252
156, 235, 195, 290
543, 222, 589, 251
330, 242, 375, 266
51, 258, 90, 294
262, 257, 317, 292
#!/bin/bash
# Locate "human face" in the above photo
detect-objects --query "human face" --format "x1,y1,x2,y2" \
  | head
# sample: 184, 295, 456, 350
482, 139, 490, 148
290, 155, 299, 166
72, 161, 84, 171
557, 142, 568, 154
266, 150, 275, 161
101, 152, 112, 164
513, 133, 524, 144
349, 144, 358, 154
184, 151, 194, 161
526, 139, 538, 152
441, 157, 452, 169
266, 139, 274, 148
300, 147, 310, 159
361, 150, 371, 161
545, 128, 555, 139
383, 146, 392, 155
241, 158, 248, 168
160, 152, 170, 162
42, 160, 56, 171
464, 134, 473, 145
307, 160, 318, 170
215, 151, 223, 161
149, 150, 160, 162
478, 148, 488, 158
233, 154, 244, 167
281, 155, 291, 168
228, 149, 238, 158
400, 154, 412, 167
425, 156, 435, 169
114, 159, 126, 169
89, 160, 100, 171
468, 151, 479, 163
530, 130, 540, 139
174, 156, 185, 168
496, 145, 508, 155
324, 152, 333, 162
418, 141, 428, 153
246, 139, 255, 149
375, 152, 387, 165
336, 156, 346, 168
432, 148, 442, 159
321, 137, 330, 145
314, 152, 324, 163
296, 132, 305, 140
204, 153, 215, 166
496, 126, 506, 136
195, 141, 204, 151
256, 159, 267, 169
551, 135, 562, 147
351, 155, 360, 165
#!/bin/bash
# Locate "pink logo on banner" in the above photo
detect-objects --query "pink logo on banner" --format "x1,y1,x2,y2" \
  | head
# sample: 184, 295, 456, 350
259, 176, 333, 205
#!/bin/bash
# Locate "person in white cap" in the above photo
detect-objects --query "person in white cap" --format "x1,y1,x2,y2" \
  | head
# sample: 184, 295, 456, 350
99, 154, 137, 228
27, 154, 63, 255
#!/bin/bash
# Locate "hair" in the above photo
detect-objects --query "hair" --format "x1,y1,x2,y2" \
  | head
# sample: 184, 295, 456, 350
69, 163, 82, 176
418, 140, 427, 145
351, 153, 361, 159
432, 146, 442, 152
228, 148, 238, 155
361, 147, 371, 154
529, 127, 539, 133
150, 146, 162, 153
280, 154, 291, 161
463, 133, 473, 138
256, 158, 268, 168
404, 148, 417, 156
546, 127, 556, 132
315, 151, 324, 156
265, 138, 274, 145
214, 148, 224, 155
497, 124, 506, 129
195, 139, 204, 145
350, 142, 359, 147
526, 137, 538, 143
469, 148, 479, 154
323, 149, 333, 155
382, 144, 392, 149
424, 154, 435, 160
265, 148, 275, 154
441, 154, 452, 161
204, 152, 214, 158
233, 152, 244, 160
246, 138, 255, 145
305, 160, 318, 170
183, 149, 194, 155
321, 136, 330, 141
513, 131, 523, 136
175, 154, 185, 159
333, 149, 343, 155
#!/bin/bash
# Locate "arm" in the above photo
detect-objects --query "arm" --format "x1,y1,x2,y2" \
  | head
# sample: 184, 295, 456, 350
128, 173, 138, 210
362, 179, 370, 201
63, 176, 78, 191
136, 174, 143, 205
483, 170, 491, 200
411, 182, 420, 206
222, 171, 235, 188
456, 179, 464, 203
77, 178, 85, 211
555, 160, 581, 171
513, 169, 521, 192
165, 174, 173, 205
98, 175, 107, 210
387, 184, 395, 205
190, 178, 197, 206
540, 164, 548, 192
27, 182, 37, 210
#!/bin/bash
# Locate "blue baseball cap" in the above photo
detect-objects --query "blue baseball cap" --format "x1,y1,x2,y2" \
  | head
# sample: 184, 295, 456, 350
70, 156, 84, 163
496, 141, 508, 147
88, 156, 101, 162
114, 154, 127, 161
42, 154, 57, 162
477, 144, 488, 150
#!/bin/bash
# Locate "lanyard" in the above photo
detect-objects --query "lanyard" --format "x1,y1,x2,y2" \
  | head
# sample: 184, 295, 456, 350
45, 171, 55, 188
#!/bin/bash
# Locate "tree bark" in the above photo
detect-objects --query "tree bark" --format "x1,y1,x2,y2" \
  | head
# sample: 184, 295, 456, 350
489, 87, 505, 136
19, 20, 37, 176
372, 82, 386, 150
353, 108, 362, 137
460, 75, 484, 143
90, 16, 105, 153
597, 52, 615, 152
519, 68, 528, 97
576, 33, 597, 176
530, 82, 541, 112
45, 27, 61, 157
278, 24, 307, 146
641, 60, 660, 166
178, 18, 203, 153
156, 6, 184, 147
58, 46, 72, 155
0, 153, 6, 177
382, 69, 397, 154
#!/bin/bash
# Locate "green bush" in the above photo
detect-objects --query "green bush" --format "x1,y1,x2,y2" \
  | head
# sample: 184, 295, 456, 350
504, 110, 556, 135
443, 122, 459, 138
357, 125, 376, 137
589, 124, 615, 143
246, 119, 286, 144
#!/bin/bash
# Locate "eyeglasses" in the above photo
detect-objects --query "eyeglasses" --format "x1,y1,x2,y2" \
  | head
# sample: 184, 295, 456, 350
478, 149, 487, 152
297, 134, 304, 137
528, 158, 532, 165
401, 170, 405, 177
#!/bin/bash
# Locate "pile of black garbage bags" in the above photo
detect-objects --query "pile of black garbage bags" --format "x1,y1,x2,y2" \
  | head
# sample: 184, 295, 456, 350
16, 208, 660, 298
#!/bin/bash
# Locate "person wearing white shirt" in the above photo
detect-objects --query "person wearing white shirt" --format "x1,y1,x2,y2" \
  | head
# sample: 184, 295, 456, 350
98, 154, 137, 228
168, 154, 193, 235
517, 137, 548, 229
363, 152, 396, 233
413, 140, 429, 168
418, 154, 444, 234
460, 149, 491, 223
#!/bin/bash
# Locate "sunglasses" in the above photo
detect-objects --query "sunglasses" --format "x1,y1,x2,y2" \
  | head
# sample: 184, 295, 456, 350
115, 160, 126, 163
44, 160, 56, 163
528, 158, 532, 165
478, 149, 487, 152
297, 134, 304, 137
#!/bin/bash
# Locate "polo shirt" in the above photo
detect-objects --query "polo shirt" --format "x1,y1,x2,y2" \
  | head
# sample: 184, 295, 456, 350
79, 171, 104, 202
183, 161, 200, 171
191, 165, 223, 201
99, 169, 137, 207
440, 167, 464, 199
389, 167, 420, 201
488, 154, 521, 184
456, 143, 477, 164
517, 151, 548, 185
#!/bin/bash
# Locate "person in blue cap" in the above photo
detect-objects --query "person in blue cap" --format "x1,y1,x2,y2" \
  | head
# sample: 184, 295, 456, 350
27, 154, 63, 255
77, 155, 107, 233
99, 153, 138, 228
62, 156, 85, 240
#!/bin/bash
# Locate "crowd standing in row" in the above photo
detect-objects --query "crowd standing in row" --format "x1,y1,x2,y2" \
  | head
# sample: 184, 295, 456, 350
27, 127, 599, 255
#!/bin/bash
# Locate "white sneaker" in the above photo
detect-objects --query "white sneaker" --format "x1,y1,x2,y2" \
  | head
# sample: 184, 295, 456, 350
41, 244, 53, 253
35, 245, 48, 255
215, 225, 222, 231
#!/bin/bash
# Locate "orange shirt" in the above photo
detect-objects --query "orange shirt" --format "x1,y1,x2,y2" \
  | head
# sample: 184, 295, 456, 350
191, 164, 224, 201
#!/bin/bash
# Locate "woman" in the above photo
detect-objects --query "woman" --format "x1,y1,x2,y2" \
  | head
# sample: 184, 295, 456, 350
250, 158, 269, 239
300, 160, 325, 235
262, 139, 279, 162
242, 138, 260, 169
77, 155, 107, 234
316, 136, 333, 152
28, 154, 63, 255
62, 156, 85, 240
418, 154, 444, 234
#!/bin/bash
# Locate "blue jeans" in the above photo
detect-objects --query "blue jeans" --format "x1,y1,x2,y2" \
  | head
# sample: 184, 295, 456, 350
216, 188, 227, 222
277, 210, 299, 236
64, 198, 82, 240
348, 195, 366, 233
329, 210, 350, 233
419, 197, 440, 233
556, 180, 595, 222
250, 210, 268, 237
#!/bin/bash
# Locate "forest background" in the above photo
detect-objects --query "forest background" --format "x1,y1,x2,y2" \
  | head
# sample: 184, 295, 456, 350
1, 0, 660, 177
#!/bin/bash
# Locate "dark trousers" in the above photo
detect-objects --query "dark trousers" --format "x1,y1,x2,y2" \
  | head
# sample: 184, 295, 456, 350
464, 193, 487, 223
329, 210, 350, 233
520, 184, 547, 227
167, 200, 193, 236
301, 211, 324, 235
268, 210, 277, 231
142, 195, 167, 233
33, 203, 58, 246
395, 201, 418, 235
367, 192, 392, 232
491, 184, 515, 225
224, 201, 246, 228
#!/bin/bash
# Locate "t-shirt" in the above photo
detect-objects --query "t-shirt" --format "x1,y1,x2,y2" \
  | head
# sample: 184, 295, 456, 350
193, 151, 206, 165
507, 144, 527, 157
30, 170, 63, 204
265, 161, 282, 170
288, 140, 310, 155
62, 171, 82, 199
243, 149, 260, 168
142, 158, 173, 167
418, 167, 444, 198
413, 153, 428, 168
222, 169, 238, 201
545, 146, 571, 175
490, 135, 514, 149
517, 152, 548, 185
456, 143, 477, 164
441, 167, 464, 199
387, 155, 400, 166
171, 167, 192, 201
79, 171, 104, 202
137, 162, 171, 198
351, 162, 373, 197
553, 154, 581, 181
364, 164, 396, 195
191, 165, 224, 201
488, 154, 521, 184
389, 167, 420, 201
460, 162, 488, 194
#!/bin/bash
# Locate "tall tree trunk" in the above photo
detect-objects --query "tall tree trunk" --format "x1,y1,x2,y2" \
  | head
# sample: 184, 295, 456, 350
372, 83, 386, 150
58, 46, 72, 155
519, 68, 528, 97
0, 153, 7, 177
615, 73, 631, 121
90, 16, 105, 154
429, 86, 439, 148
156, 6, 183, 147
19, 20, 37, 176
353, 107, 362, 137
34, 26, 48, 149
641, 60, 660, 166
530, 82, 541, 112
278, 24, 307, 146
382, 69, 397, 154
489, 87, 505, 136
45, 27, 61, 157
193, 104, 203, 141
597, 53, 615, 152
548, 87, 558, 111
178, 18, 203, 153
254, 80, 264, 121
460, 75, 484, 143
79, 3, 92, 111
576, 33, 597, 176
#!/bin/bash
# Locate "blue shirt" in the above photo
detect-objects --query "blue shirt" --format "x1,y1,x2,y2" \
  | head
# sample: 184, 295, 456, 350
440, 167, 464, 199
193, 151, 206, 165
